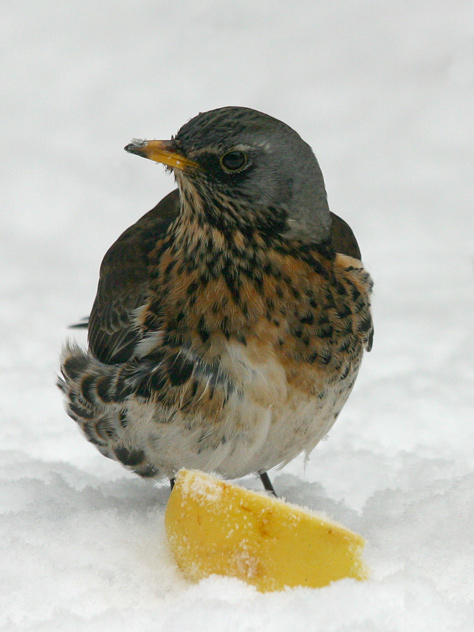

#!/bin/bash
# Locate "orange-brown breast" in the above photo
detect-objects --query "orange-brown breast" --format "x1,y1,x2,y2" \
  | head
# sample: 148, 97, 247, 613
141, 221, 372, 412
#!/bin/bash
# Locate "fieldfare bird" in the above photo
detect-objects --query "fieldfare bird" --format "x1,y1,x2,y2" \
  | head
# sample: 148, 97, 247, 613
59, 106, 373, 494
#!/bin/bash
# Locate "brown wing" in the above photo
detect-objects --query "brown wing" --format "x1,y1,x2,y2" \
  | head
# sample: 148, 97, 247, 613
88, 189, 180, 364
329, 212, 362, 260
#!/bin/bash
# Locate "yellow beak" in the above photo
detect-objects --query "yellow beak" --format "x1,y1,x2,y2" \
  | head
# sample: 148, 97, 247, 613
124, 139, 197, 170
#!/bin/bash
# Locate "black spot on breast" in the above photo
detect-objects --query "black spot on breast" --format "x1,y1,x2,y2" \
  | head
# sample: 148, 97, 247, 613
266, 297, 275, 312
221, 316, 231, 340
334, 281, 347, 295
337, 303, 352, 319
320, 351, 332, 365
341, 319, 354, 335
264, 262, 281, 278
338, 339, 351, 353
307, 259, 330, 279
317, 325, 334, 339
300, 313, 314, 325
350, 285, 361, 302
222, 265, 241, 304
198, 315, 210, 343
252, 273, 264, 294
164, 260, 176, 277
290, 326, 303, 339
324, 289, 336, 309
187, 280, 199, 295
318, 312, 330, 325
167, 354, 194, 386
199, 273, 210, 287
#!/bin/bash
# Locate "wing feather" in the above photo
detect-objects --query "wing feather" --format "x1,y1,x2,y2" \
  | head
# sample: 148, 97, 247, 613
88, 190, 179, 364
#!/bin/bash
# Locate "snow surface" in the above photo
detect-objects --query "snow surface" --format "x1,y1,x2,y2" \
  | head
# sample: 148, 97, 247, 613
1, 1, 474, 630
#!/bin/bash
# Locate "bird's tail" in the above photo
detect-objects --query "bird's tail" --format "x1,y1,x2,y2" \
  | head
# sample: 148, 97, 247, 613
58, 342, 138, 451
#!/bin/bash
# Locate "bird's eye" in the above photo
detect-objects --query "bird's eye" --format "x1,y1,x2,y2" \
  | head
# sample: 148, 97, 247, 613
220, 150, 248, 173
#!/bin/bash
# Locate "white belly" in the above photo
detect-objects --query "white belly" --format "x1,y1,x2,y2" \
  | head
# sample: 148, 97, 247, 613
120, 342, 357, 479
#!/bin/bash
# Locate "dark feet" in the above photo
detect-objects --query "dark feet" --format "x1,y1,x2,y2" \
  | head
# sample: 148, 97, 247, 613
259, 472, 277, 496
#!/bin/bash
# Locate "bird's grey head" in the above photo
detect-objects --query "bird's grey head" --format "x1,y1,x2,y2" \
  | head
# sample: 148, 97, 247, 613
128, 107, 331, 243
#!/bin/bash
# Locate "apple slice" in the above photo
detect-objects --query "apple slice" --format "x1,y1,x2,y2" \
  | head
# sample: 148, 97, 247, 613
165, 469, 369, 592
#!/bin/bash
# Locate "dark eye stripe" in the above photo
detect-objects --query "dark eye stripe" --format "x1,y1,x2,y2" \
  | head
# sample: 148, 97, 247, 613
220, 150, 248, 172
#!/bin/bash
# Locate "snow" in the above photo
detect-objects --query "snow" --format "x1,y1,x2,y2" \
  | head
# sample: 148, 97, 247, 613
1, 1, 474, 630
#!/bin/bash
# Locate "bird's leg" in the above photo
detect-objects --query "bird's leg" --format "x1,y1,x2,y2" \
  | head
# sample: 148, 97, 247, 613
259, 472, 277, 496
170, 478, 175, 491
